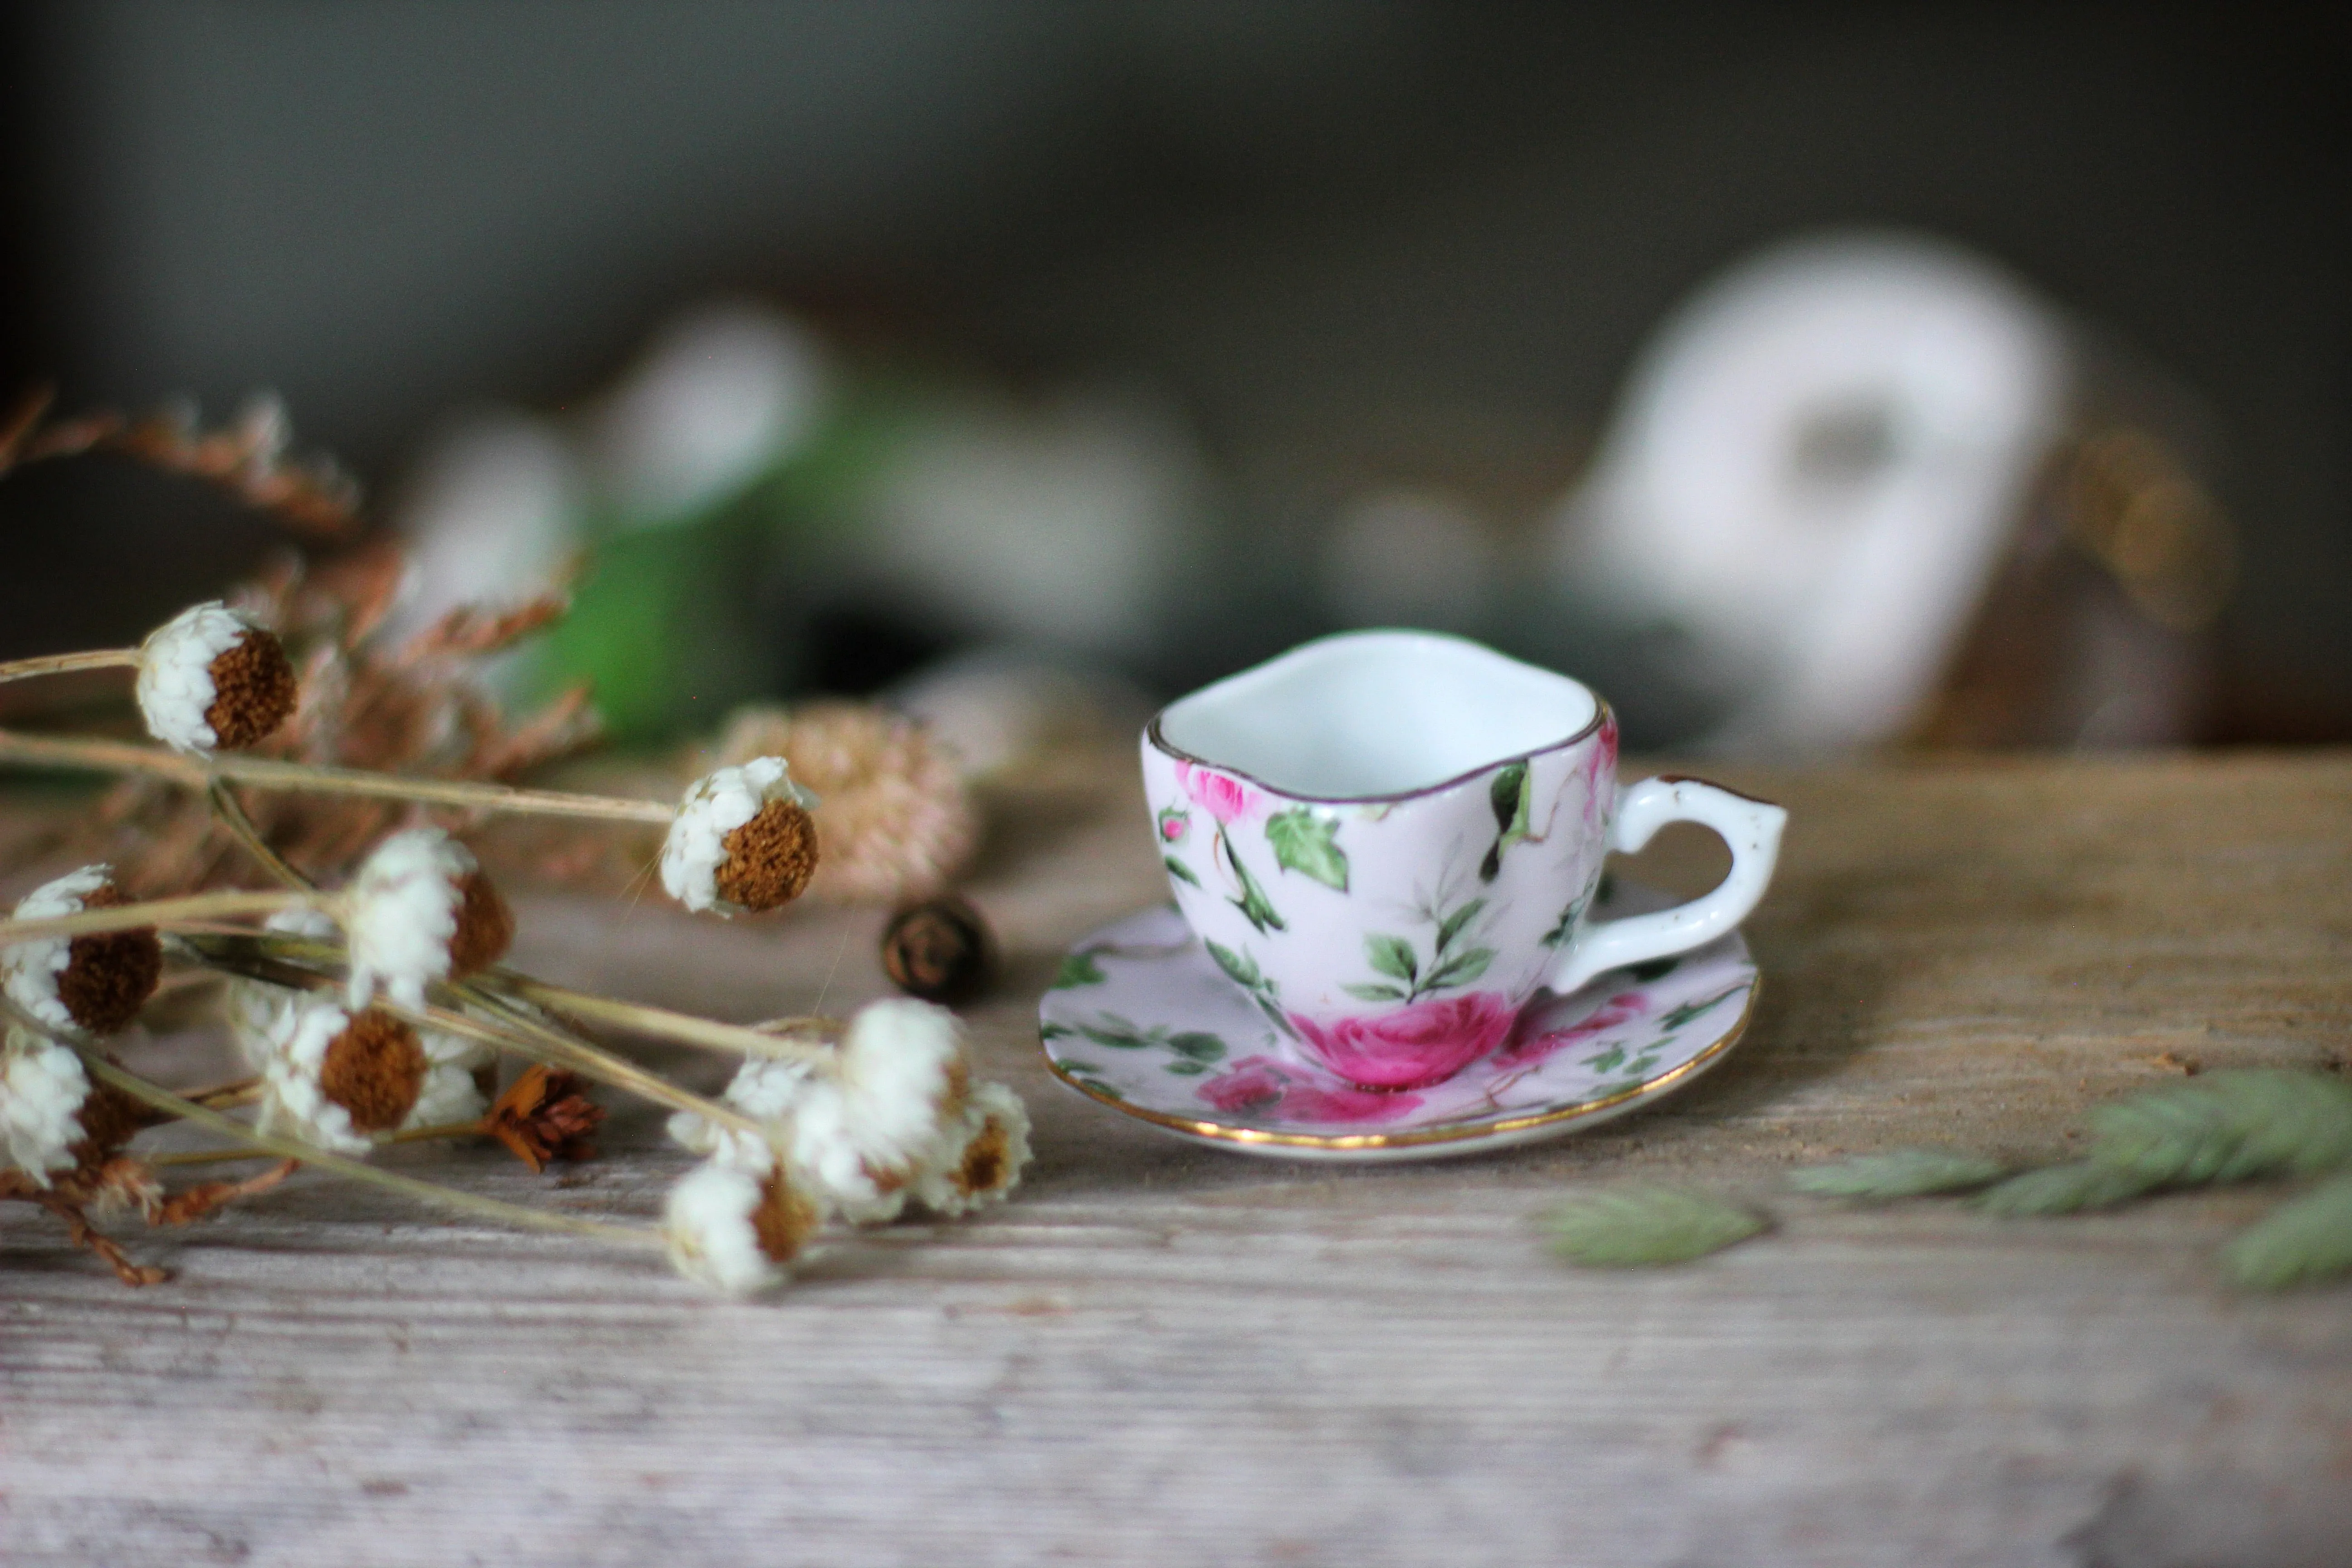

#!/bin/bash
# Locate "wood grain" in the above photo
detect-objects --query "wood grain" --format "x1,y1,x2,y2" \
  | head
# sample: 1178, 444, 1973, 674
5, 751, 2350, 1567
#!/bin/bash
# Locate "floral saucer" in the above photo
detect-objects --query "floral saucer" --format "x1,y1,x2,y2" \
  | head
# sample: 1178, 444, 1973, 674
1038, 880, 1759, 1162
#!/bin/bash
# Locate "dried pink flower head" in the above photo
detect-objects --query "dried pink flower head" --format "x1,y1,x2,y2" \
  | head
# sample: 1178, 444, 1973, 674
135, 601, 299, 753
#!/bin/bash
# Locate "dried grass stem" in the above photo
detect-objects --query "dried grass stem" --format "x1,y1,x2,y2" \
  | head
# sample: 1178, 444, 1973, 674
0, 727, 676, 823
486, 971, 833, 1063
0, 888, 320, 944
76, 1053, 657, 1247
0, 649, 141, 684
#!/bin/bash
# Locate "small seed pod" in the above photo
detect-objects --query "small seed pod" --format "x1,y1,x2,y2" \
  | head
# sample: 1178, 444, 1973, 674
880, 894, 997, 1004
4, 865, 163, 1037
661, 758, 821, 916
134, 601, 299, 753
485, 1065, 604, 1172
345, 828, 514, 1011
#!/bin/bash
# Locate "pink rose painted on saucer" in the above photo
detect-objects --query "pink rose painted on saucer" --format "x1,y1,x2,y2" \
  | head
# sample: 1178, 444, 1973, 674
1290, 990, 1520, 1090
1197, 1055, 1425, 1125
1491, 991, 1648, 1071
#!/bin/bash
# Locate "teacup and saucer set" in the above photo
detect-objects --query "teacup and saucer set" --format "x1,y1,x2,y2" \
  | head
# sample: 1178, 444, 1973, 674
1039, 630, 1785, 1161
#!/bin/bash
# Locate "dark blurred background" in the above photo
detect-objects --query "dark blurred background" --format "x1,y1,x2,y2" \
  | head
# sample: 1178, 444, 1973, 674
2, 2, 2345, 747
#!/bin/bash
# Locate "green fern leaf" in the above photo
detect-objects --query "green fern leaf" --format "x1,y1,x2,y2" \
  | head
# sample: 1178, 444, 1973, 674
2222, 1172, 2352, 1290
1789, 1148, 2008, 1200
1544, 1186, 1766, 1267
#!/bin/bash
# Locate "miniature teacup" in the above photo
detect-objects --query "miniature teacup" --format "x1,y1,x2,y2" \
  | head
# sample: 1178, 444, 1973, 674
1142, 630, 1784, 1090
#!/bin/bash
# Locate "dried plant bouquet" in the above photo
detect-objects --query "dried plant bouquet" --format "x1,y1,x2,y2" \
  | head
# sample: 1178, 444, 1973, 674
0, 395, 1031, 1294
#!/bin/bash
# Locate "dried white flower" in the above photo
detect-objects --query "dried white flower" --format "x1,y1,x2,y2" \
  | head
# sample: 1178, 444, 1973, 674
4, 864, 162, 1037
666, 998, 976, 1224
255, 996, 462, 1154
660, 758, 820, 916
344, 828, 512, 1011
409, 1024, 495, 1131
829, 997, 970, 1174
1, 1026, 92, 1183
134, 601, 298, 753
228, 906, 341, 1070
707, 703, 976, 903
662, 1150, 820, 1298
912, 1081, 1034, 1217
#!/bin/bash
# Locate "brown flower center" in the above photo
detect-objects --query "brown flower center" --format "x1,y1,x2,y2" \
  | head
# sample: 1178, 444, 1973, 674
68, 1080, 167, 1167
446, 870, 515, 978
319, 1010, 428, 1132
203, 630, 299, 750
58, 885, 163, 1035
950, 1118, 1011, 1198
714, 799, 820, 911
752, 1166, 821, 1264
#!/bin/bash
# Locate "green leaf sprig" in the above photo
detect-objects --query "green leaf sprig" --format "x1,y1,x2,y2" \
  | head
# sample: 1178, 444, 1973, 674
1546, 1069, 2352, 1289
1544, 1186, 1767, 1266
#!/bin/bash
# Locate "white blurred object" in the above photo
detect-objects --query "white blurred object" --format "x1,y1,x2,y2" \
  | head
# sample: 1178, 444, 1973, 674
589, 301, 829, 522
862, 392, 1204, 659
1553, 232, 2074, 751
1321, 488, 1499, 632
386, 410, 582, 642
890, 648, 1148, 779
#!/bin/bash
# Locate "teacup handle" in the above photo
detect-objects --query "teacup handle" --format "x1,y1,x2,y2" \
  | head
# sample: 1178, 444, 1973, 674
1549, 775, 1787, 995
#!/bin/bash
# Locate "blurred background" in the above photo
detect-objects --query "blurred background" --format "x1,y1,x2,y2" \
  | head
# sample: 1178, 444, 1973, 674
2, 1, 2345, 756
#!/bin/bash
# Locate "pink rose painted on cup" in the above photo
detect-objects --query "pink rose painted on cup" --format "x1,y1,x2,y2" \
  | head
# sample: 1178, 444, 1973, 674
1197, 1055, 1425, 1125
1176, 760, 1262, 826
1290, 990, 1520, 1090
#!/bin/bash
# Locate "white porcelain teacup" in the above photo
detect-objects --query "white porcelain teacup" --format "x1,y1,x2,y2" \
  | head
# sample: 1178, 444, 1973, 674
1142, 630, 1785, 1090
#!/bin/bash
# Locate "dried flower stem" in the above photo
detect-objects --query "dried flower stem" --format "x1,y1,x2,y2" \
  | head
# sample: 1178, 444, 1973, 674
207, 779, 315, 892
412, 990, 772, 1139
147, 1146, 283, 1167
0, 648, 141, 684
0, 887, 321, 944
75, 1052, 657, 1248
387, 1119, 490, 1144
483, 971, 833, 1063
170, 931, 772, 1143
0, 727, 677, 824
178, 1073, 261, 1104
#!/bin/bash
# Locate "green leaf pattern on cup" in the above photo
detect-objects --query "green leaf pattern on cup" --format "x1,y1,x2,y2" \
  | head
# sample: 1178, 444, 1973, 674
1265, 806, 1350, 892
1345, 892, 1497, 1005
1052, 950, 1109, 989
1205, 938, 1302, 1040
1479, 761, 1533, 882
1220, 835, 1286, 935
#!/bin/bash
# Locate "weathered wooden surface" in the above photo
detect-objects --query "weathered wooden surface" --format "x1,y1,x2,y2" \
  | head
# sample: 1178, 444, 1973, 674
5, 751, 2351, 1567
